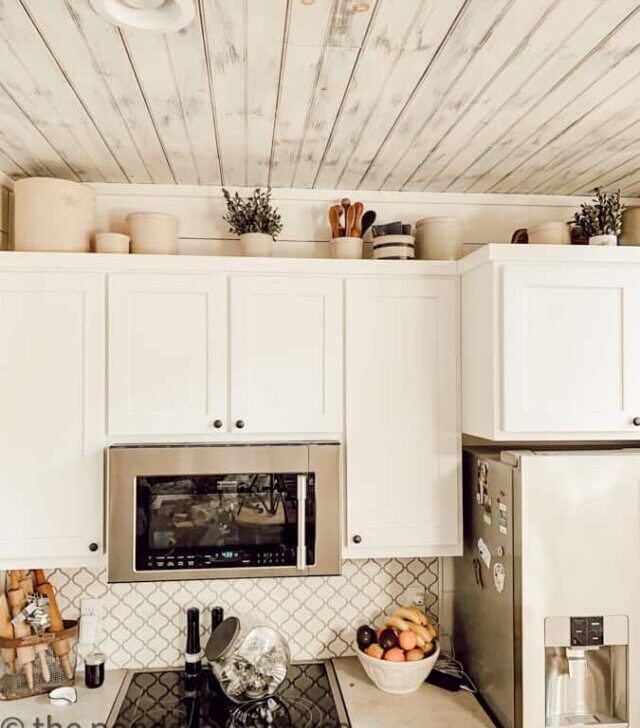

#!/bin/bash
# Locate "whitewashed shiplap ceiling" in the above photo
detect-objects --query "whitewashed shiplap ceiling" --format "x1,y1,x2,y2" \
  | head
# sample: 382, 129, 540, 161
1, 0, 640, 195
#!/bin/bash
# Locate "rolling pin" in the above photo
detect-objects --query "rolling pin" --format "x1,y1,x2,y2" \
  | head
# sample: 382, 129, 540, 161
33, 569, 73, 680
7, 571, 34, 689
19, 571, 50, 683
0, 592, 16, 674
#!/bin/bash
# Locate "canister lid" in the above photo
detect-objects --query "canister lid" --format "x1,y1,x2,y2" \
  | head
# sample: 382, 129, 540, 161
205, 616, 240, 661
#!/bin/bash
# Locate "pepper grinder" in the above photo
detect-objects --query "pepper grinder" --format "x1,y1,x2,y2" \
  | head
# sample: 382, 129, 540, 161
185, 607, 202, 677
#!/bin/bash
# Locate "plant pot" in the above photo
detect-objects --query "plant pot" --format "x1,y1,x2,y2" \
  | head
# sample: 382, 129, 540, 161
240, 232, 272, 257
588, 234, 617, 246
331, 236, 363, 259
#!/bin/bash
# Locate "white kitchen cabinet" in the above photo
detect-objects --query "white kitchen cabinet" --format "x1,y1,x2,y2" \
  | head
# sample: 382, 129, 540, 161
108, 274, 227, 436
344, 277, 461, 558
230, 276, 343, 434
0, 272, 105, 568
461, 246, 640, 440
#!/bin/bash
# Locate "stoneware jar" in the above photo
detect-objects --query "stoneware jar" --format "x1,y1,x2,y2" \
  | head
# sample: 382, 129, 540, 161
331, 236, 363, 259
93, 232, 130, 254
415, 217, 462, 260
527, 222, 571, 245
240, 232, 272, 257
127, 212, 179, 254
620, 207, 640, 246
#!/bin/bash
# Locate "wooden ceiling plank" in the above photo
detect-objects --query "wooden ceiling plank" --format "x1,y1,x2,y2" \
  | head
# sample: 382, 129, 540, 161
201, 0, 247, 185
410, 0, 601, 192
164, 9, 222, 185
269, 0, 336, 188
63, 0, 174, 184
0, 0, 126, 182
292, 0, 379, 189
437, 0, 639, 193
357, 0, 515, 191
19, 0, 151, 183
0, 146, 25, 179
398, 0, 561, 193
461, 4, 640, 193
312, 0, 425, 190
570, 148, 640, 196
512, 87, 640, 194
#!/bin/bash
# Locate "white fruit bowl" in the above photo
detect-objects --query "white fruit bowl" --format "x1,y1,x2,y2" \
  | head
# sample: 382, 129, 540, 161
355, 641, 440, 694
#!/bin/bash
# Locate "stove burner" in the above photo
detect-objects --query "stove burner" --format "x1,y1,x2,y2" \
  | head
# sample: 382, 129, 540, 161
230, 696, 323, 728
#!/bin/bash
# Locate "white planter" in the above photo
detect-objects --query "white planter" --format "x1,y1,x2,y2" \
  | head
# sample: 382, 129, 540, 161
415, 216, 462, 260
527, 222, 571, 245
240, 232, 272, 257
127, 212, 179, 254
331, 236, 363, 259
588, 234, 617, 246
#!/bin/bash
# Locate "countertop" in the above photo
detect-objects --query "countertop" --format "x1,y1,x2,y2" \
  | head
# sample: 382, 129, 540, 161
0, 669, 127, 728
332, 657, 495, 728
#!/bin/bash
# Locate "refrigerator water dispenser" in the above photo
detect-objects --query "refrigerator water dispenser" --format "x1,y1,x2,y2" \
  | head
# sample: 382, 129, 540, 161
545, 616, 628, 728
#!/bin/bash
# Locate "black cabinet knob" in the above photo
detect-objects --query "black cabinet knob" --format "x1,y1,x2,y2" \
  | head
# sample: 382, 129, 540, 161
633, 417, 640, 426
89, 542, 99, 552
352, 535, 362, 544
235, 419, 245, 429
213, 419, 223, 429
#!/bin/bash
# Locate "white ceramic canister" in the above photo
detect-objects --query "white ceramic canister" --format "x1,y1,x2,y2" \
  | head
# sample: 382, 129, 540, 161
415, 217, 462, 260
331, 236, 363, 260
93, 232, 130, 254
127, 212, 179, 254
589, 234, 617, 246
13, 177, 96, 252
527, 222, 571, 245
620, 207, 640, 246
240, 232, 273, 257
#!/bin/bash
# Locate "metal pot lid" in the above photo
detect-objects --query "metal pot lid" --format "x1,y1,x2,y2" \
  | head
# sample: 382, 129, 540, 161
205, 616, 240, 662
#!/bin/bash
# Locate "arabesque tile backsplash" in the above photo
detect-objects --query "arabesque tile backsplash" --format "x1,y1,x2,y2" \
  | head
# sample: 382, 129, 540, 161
48, 559, 438, 669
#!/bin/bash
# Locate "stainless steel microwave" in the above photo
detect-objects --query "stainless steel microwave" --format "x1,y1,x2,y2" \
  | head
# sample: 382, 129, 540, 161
107, 443, 341, 583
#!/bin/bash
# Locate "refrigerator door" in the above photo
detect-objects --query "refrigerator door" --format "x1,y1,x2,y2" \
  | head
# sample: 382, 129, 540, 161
455, 449, 516, 728
516, 450, 640, 728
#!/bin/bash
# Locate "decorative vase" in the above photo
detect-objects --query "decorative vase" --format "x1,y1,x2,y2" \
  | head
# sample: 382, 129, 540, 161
588, 234, 617, 246
240, 232, 272, 257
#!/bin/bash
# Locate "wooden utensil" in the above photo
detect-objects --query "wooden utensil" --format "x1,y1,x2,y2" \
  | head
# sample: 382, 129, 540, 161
361, 210, 376, 236
329, 205, 341, 239
0, 593, 16, 675
345, 204, 356, 239
7, 571, 35, 689
33, 569, 73, 680
341, 198, 351, 236
350, 202, 364, 237
19, 571, 50, 683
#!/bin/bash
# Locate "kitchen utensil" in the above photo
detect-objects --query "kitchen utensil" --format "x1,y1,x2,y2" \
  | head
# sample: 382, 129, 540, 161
7, 571, 35, 690
356, 640, 440, 694
127, 212, 179, 254
33, 569, 73, 680
350, 202, 364, 237
361, 210, 376, 236
341, 198, 351, 227
18, 571, 50, 683
328, 205, 341, 239
0, 594, 16, 675
345, 204, 355, 239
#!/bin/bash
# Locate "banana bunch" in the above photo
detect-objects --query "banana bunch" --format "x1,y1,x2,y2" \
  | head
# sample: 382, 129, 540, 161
385, 607, 437, 652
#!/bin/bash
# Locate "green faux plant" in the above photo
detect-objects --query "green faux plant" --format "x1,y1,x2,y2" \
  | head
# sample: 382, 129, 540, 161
574, 188, 624, 237
222, 187, 283, 240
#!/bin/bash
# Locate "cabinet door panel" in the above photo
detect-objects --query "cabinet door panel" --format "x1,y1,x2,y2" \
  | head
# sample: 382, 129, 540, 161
345, 278, 460, 556
0, 272, 104, 564
230, 276, 342, 433
109, 274, 227, 435
503, 266, 640, 432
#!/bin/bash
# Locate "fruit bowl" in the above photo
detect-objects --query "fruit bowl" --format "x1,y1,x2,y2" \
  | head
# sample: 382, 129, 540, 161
356, 640, 440, 695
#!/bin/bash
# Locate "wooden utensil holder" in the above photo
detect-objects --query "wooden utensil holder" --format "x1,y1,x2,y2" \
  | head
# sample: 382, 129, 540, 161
0, 620, 78, 700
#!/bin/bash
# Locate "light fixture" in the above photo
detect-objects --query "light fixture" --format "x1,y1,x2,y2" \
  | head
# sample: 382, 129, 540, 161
90, 0, 195, 32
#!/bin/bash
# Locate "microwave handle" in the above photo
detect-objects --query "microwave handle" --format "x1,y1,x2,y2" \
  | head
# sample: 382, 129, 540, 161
296, 474, 307, 571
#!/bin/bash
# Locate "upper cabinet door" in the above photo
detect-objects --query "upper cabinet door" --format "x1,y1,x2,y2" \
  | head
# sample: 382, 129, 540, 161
0, 272, 104, 566
345, 278, 461, 558
503, 265, 640, 433
109, 274, 227, 435
230, 276, 343, 433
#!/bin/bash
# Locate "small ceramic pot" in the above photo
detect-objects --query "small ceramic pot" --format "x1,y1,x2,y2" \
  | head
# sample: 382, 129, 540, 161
331, 237, 363, 259
527, 222, 571, 245
240, 232, 272, 257
93, 232, 130, 254
415, 217, 462, 260
588, 234, 617, 246
372, 235, 415, 260
127, 212, 179, 254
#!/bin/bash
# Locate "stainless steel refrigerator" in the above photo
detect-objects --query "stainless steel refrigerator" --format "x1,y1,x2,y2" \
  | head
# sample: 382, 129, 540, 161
454, 448, 639, 728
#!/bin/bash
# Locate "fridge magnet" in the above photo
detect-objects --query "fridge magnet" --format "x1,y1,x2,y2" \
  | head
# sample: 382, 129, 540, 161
477, 537, 492, 569
477, 461, 492, 524
493, 562, 506, 594
498, 500, 508, 535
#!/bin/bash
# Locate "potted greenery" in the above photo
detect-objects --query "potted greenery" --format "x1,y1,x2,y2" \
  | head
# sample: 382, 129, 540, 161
222, 187, 283, 256
574, 188, 624, 246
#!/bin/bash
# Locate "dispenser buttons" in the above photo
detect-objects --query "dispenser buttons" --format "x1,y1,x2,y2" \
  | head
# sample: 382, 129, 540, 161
571, 616, 603, 646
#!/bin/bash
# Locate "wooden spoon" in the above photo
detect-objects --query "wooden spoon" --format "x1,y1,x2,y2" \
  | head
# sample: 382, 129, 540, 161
345, 204, 355, 239
350, 202, 364, 237
329, 205, 341, 239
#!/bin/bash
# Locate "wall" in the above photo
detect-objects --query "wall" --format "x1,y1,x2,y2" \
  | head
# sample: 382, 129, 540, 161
0, 173, 10, 249
27, 559, 439, 669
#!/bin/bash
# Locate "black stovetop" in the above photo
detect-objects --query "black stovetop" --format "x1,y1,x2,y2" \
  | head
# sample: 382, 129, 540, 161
111, 663, 350, 728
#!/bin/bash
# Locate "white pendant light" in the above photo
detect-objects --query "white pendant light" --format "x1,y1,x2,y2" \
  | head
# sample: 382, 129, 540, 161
90, 0, 195, 32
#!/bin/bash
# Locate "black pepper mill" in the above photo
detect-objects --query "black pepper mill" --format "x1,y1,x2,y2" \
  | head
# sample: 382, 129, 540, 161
185, 607, 202, 677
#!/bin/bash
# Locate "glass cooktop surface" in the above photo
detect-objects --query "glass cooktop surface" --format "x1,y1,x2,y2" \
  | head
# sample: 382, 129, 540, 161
112, 662, 349, 728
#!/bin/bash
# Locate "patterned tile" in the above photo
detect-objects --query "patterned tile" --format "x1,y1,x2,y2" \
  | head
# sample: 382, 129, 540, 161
48, 559, 439, 669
